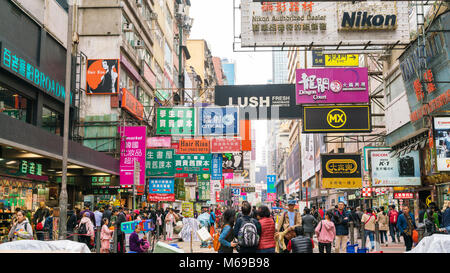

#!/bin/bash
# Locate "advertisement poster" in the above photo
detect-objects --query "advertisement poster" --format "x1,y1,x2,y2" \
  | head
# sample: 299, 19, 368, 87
267, 175, 276, 194
86, 59, 119, 94
222, 152, 244, 173
156, 107, 196, 135
434, 117, 450, 171
178, 139, 210, 154
146, 137, 171, 148
301, 133, 315, 182
296, 68, 368, 104
321, 154, 362, 188
174, 154, 212, 174
211, 138, 241, 153
175, 178, 186, 201
122, 88, 143, 120
198, 180, 211, 201
371, 150, 421, 187
198, 107, 239, 135
145, 149, 175, 176
119, 126, 146, 185
211, 154, 223, 180
182, 202, 194, 218
149, 178, 174, 194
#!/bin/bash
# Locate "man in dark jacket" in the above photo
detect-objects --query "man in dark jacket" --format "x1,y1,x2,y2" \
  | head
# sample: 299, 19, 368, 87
287, 226, 314, 253
33, 202, 50, 241
301, 208, 317, 238
102, 205, 112, 226
332, 202, 350, 253
67, 208, 78, 240
116, 207, 127, 253
234, 201, 261, 253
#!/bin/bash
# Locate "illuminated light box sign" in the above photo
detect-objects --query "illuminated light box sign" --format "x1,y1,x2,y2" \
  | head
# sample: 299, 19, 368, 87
91, 176, 112, 186
321, 154, 362, 188
178, 139, 210, 154
198, 107, 239, 135
156, 107, 196, 135
312, 51, 359, 67
174, 154, 212, 174
394, 192, 414, 199
86, 59, 119, 95
145, 149, 175, 177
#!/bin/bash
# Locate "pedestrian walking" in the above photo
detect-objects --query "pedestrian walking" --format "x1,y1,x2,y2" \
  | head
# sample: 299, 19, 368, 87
102, 205, 112, 225
234, 201, 261, 253
33, 202, 50, 241
331, 202, 350, 253
218, 209, 237, 253
315, 211, 336, 253
43, 208, 54, 240
94, 206, 103, 228
377, 207, 389, 246
275, 200, 302, 253
8, 210, 33, 241
286, 226, 314, 253
388, 205, 400, 243
301, 208, 318, 239
67, 208, 78, 240
165, 208, 176, 241
77, 212, 95, 249
318, 206, 325, 220
100, 218, 113, 253
257, 206, 276, 253
397, 205, 417, 251
155, 208, 165, 238
116, 207, 127, 253
350, 207, 362, 240
361, 208, 377, 251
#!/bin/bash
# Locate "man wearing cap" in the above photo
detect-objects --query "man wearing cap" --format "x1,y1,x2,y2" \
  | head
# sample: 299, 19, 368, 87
275, 200, 302, 253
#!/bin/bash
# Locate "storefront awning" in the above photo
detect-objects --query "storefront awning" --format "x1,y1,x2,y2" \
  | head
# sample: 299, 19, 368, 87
390, 129, 428, 157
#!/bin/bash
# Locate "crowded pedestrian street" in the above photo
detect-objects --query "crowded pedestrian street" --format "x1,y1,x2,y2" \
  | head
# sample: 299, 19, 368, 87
0, 0, 449, 258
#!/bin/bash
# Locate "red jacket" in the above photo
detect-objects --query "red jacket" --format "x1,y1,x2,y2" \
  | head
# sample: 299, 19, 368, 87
258, 217, 276, 250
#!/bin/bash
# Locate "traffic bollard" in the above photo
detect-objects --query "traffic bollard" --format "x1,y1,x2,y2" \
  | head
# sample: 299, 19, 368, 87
349, 222, 355, 245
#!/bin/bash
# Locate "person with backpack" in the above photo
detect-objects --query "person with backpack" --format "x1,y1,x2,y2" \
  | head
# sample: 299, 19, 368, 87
217, 209, 237, 253
397, 205, 417, 251
77, 212, 95, 249
275, 200, 302, 253
8, 210, 33, 241
301, 208, 318, 239
43, 209, 54, 240
423, 206, 439, 236
154, 208, 165, 239
286, 226, 314, 253
257, 206, 276, 253
233, 201, 261, 253
388, 205, 400, 243
332, 201, 350, 253
361, 208, 377, 251
315, 211, 336, 253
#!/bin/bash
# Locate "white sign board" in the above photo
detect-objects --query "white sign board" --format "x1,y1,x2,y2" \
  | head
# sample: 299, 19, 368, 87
241, 0, 410, 47
371, 150, 421, 187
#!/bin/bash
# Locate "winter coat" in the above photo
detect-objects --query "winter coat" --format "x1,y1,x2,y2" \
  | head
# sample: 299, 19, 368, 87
388, 210, 399, 224
397, 212, 416, 235
67, 211, 78, 232
129, 231, 145, 253
8, 218, 33, 241
361, 213, 376, 231
116, 212, 127, 235
276, 211, 302, 233
301, 214, 318, 233
33, 207, 50, 225
77, 216, 95, 238
258, 217, 276, 250
443, 207, 450, 228
377, 212, 389, 231
332, 210, 350, 236
315, 220, 336, 244
100, 224, 113, 241
289, 235, 313, 253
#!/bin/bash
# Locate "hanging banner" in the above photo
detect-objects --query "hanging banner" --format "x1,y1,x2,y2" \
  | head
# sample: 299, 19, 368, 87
222, 152, 244, 173
148, 178, 175, 194
197, 174, 211, 181
211, 138, 242, 153
156, 107, 196, 135
184, 174, 197, 187
371, 150, 421, 187
301, 134, 315, 182
198, 180, 211, 201
198, 107, 239, 135
181, 202, 194, 218
211, 154, 223, 180
267, 175, 276, 193
148, 193, 175, 202
321, 154, 362, 188
175, 178, 186, 201
174, 154, 212, 174
119, 126, 146, 185
146, 137, 171, 148
178, 139, 210, 154
296, 68, 369, 105
122, 88, 144, 120
145, 149, 175, 177
86, 59, 119, 94
312, 51, 359, 67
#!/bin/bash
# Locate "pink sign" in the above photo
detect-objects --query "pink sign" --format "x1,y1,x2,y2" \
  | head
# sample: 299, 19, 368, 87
119, 126, 146, 185
296, 68, 369, 104
223, 173, 234, 180
267, 193, 276, 202
211, 138, 241, 153
147, 137, 171, 148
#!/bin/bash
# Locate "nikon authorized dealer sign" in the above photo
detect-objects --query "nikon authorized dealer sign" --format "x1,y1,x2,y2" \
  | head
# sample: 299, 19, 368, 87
321, 154, 362, 189
303, 105, 371, 133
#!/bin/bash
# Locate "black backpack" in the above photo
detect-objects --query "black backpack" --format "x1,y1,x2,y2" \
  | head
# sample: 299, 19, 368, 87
78, 222, 87, 235
237, 218, 259, 248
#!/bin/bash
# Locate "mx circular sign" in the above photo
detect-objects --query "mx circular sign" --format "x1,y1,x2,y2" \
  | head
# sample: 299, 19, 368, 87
327, 108, 347, 128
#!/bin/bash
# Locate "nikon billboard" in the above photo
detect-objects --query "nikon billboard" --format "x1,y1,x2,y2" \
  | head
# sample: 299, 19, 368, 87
303, 105, 371, 133
321, 154, 362, 189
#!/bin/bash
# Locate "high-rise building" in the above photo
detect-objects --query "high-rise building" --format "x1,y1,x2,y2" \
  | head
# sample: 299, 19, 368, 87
221, 58, 236, 85
272, 51, 289, 84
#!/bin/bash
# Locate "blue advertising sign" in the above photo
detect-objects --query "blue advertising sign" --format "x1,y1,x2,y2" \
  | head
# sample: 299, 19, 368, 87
211, 153, 223, 180
267, 175, 276, 193
199, 107, 239, 135
231, 188, 241, 196
148, 178, 174, 194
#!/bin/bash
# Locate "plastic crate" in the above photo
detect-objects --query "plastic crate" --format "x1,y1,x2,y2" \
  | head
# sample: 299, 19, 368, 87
346, 242, 358, 253
357, 247, 368, 253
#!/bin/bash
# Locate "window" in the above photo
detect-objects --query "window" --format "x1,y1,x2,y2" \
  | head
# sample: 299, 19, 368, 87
42, 106, 62, 135
155, 23, 164, 49
122, 14, 136, 49
164, 40, 173, 75
119, 67, 136, 96
165, 4, 173, 33
138, 87, 152, 119
0, 84, 32, 123
385, 72, 406, 105
140, 47, 153, 68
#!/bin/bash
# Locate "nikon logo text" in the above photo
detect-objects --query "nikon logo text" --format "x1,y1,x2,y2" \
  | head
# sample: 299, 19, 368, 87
341, 11, 397, 30
327, 109, 347, 128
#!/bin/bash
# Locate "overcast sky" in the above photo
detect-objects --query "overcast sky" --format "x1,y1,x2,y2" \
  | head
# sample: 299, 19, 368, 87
189, 0, 269, 166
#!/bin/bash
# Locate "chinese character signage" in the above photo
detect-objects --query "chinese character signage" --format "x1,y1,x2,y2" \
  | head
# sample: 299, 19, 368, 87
148, 178, 175, 202
211, 154, 223, 180
321, 154, 362, 188
122, 88, 144, 120
371, 150, 421, 187
434, 117, 450, 171
222, 152, 244, 173
303, 105, 371, 133
394, 192, 414, 199
174, 154, 212, 174
1, 46, 71, 104
146, 137, 171, 148
86, 59, 119, 94
175, 178, 186, 200
91, 176, 112, 186
178, 139, 210, 154
198, 107, 239, 135
20, 160, 43, 176
296, 68, 368, 104
145, 149, 175, 176
267, 175, 276, 193
156, 107, 196, 135
312, 51, 359, 67
198, 180, 210, 201
119, 126, 146, 185
211, 138, 241, 153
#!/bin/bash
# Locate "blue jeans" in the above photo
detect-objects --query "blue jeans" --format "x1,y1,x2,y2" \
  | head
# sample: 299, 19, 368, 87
257, 247, 275, 253
364, 230, 375, 250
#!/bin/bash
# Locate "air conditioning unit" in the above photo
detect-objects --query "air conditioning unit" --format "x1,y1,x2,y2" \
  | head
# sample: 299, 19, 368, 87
134, 40, 145, 49
136, 0, 143, 8
123, 23, 133, 32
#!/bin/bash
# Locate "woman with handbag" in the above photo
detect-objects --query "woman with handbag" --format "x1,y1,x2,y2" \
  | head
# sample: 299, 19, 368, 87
361, 208, 377, 251
314, 211, 336, 253
275, 200, 302, 253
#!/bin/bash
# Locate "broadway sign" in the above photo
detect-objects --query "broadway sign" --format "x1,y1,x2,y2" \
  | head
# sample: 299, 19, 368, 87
321, 154, 362, 189
303, 105, 371, 133
214, 84, 302, 120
